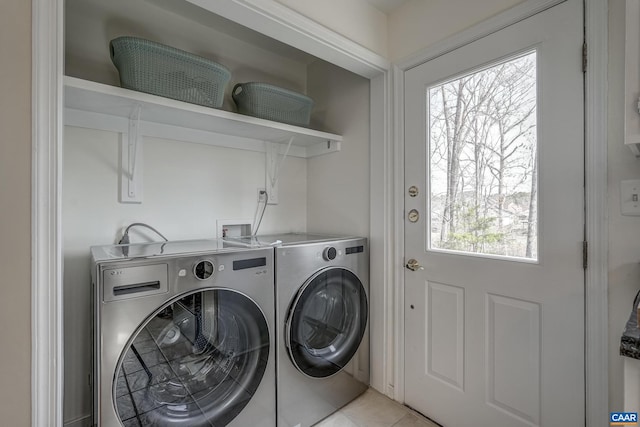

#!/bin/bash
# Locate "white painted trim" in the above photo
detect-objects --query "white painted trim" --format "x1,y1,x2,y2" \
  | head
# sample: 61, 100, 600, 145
368, 68, 397, 399
584, 0, 609, 424
397, 0, 565, 71
184, 0, 390, 78
32, 0, 64, 426
240, 0, 390, 76
392, 63, 406, 403
384, 68, 399, 399
393, 1, 609, 424
369, 73, 387, 394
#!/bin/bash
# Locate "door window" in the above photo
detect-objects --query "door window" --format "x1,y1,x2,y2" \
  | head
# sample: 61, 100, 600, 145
286, 268, 367, 378
428, 51, 538, 260
114, 289, 269, 426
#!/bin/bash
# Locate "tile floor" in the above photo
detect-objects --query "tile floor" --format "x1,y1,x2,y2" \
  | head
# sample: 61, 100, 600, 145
313, 388, 441, 427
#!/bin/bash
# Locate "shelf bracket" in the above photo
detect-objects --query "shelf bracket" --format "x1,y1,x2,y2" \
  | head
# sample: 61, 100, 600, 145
265, 137, 294, 205
119, 105, 143, 203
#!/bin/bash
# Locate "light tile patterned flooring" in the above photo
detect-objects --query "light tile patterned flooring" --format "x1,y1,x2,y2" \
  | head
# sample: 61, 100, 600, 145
313, 388, 440, 427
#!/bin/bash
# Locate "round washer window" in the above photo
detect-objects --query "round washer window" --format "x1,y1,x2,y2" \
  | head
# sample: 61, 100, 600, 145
113, 289, 269, 426
286, 268, 368, 378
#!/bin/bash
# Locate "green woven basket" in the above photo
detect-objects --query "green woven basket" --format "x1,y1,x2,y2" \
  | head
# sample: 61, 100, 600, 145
232, 82, 314, 127
110, 36, 231, 109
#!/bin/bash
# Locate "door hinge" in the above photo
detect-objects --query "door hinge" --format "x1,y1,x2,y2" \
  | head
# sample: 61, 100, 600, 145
583, 241, 588, 269
582, 42, 588, 73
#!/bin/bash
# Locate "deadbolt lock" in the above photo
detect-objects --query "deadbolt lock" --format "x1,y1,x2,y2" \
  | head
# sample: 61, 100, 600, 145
408, 186, 419, 197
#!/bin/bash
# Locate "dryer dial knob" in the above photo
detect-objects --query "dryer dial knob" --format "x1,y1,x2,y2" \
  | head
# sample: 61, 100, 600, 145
194, 260, 214, 280
323, 247, 337, 261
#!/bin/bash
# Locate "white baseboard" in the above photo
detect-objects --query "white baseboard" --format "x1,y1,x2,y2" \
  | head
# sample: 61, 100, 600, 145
63, 414, 92, 427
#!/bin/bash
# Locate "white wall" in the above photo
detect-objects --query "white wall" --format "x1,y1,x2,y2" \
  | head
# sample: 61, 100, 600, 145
608, 0, 640, 413
0, 0, 31, 425
305, 58, 373, 389
275, 0, 388, 58
62, 127, 307, 423
306, 61, 370, 238
65, 0, 310, 111
388, 0, 525, 62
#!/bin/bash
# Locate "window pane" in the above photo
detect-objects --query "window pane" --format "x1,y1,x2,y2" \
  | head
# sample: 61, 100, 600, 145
288, 268, 368, 378
428, 51, 537, 260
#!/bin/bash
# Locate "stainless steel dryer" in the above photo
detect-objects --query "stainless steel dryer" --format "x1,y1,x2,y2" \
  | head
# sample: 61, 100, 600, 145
228, 234, 370, 427
91, 239, 276, 427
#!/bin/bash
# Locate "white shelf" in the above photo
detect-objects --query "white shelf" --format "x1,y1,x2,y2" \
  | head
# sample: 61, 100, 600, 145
63, 76, 342, 158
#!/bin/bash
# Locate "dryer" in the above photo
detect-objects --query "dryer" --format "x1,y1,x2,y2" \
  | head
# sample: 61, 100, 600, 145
91, 239, 276, 427
228, 234, 370, 427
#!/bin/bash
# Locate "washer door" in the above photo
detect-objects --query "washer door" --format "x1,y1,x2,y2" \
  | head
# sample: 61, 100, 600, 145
285, 267, 368, 378
113, 289, 269, 426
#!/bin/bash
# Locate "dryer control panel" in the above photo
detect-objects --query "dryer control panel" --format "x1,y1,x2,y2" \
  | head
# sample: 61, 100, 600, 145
194, 260, 215, 280
323, 247, 337, 261
102, 263, 168, 302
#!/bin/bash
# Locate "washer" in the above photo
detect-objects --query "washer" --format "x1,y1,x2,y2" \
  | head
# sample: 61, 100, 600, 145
227, 234, 370, 427
91, 239, 276, 427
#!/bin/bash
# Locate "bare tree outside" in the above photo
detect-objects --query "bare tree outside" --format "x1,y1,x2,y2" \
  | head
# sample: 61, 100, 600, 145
428, 51, 537, 259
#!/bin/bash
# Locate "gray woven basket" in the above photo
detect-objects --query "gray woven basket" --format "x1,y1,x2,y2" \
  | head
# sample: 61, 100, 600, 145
232, 82, 314, 127
110, 36, 231, 109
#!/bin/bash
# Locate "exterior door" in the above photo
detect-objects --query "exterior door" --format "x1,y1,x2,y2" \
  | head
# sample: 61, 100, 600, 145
403, 1, 584, 426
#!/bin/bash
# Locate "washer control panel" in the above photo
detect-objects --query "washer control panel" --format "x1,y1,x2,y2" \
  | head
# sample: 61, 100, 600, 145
102, 263, 168, 302
323, 246, 337, 261
193, 260, 215, 280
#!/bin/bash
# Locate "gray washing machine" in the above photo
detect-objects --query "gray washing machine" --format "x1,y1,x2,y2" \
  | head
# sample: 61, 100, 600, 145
226, 234, 370, 427
91, 239, 276, 427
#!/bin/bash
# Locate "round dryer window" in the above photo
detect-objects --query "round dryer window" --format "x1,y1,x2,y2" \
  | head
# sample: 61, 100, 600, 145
286, 267, 368, 378
113, 289, 269, 427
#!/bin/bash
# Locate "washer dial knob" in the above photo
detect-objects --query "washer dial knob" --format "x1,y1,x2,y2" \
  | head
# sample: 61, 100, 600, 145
194, 260, 215, 280
323, 247, 337, 261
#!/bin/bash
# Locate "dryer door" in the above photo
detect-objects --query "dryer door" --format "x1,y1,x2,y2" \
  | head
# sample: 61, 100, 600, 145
285, 267, 368, 378
113, 288, 269, 426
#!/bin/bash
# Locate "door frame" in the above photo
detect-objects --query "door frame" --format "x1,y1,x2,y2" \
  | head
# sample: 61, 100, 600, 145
32, 0, 64, 425
31, 0, 607, 426
392, 0, 608, 425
